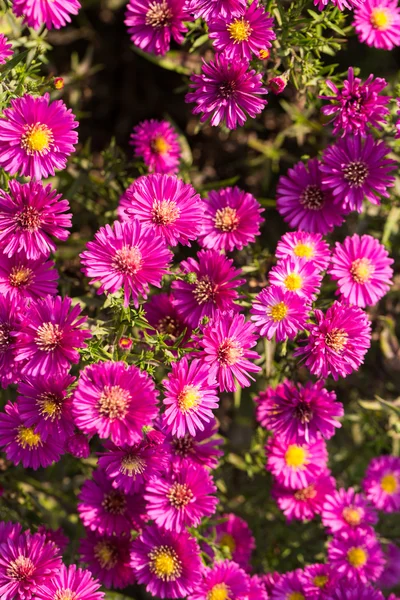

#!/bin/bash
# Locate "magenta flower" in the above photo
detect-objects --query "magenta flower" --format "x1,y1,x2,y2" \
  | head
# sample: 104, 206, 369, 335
131, 524, 202, 598
130, 119, 181, 174
80, 219, 172, 308
302, 564, 338, 599
12, 0, 80, 29
80, 531, 135, 590
294, 301, 371, 380
36, 526, 68, 553
0, 180, 72, 259
328, 582, 385, 600
256, 380, 343, 444
266, 435, 328, 489
0, 402, 64, 469
322, 488, 378, 534
164, 418, 224, 471
276, 159, 346, 234
198, 186, 264, 252
0, 94, 78, 180
247, 576, 269, 600
187, 0, 245, 20
208, 1, 275, 60
272, 470, 336, 522
125, 0, 190, 56
35, 564, 104, 600
276, 231, 331, 272
145, 292, 191, 344
353, 0, 400, 50
72, 361, 159, 446
363, 455, 400, 512
171, 249, 244, 328
198, 311, 261, 392
17, 373, 75, 442
65, 432, 91, 458
328, 528, 385, 583
0, 35, 12, 64
315, 0, 363, 9
269, 257, 322, 302
378, 543, 400, 589
188, 560, 250, 600
15, 295, 91, 377
122, 174, 204, 246
270, 570, 306, 600
0, 293, 24, 388
208, 514, 255, 570
320, 68, 390, 137
250, 286, 309, 342
321, 135, 395, 212
186, 54, 268, 130
0, 252, 58, 302
0, 522, 22, 545
329, 234, 393, 308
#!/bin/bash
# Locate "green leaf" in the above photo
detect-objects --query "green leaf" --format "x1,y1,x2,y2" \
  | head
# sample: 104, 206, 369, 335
0, 49, 30, 76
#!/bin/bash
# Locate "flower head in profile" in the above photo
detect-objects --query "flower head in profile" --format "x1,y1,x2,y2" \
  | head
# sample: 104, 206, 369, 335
322, 487, 378, 534
80, 531, 134, 590
12, 0, 80, 29
329, 234, 393, 308
362, 455, 400, 512
35, 564, 104, 600
0, 35, 13, 64
266, 436, 328, 489
188, 559, 250, 600
276, 231, 331, 272
302, 564, 338, 599
0, 94, 78, 180
206, 514, 255, 570
130, 119, 181, 174
327, 528, 384, 583
0, 253, 58, 302
270, 569, 306, 600
186, 54, 268, 130
269, 257, 322, 302
0, 293, 24, 388
198, 186, 264, 252
353, 0, 400, 50
164, 418, 224, 471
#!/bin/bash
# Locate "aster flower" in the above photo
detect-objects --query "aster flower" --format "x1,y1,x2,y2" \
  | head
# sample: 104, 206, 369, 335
186, 0, 245, 20
65, 432, 91, 458
0, 94, 78, 180
314, 0, 364, 10
378, 543, 400, 589
268, 257, 323, 302
207, 514, 255, 569
266, 436, 328, 489
0, 180, 71, 259
125, 0, 190, 56
131, 524, 202, 598
271, 570, 306, 600
322, 488, 378, 534
36, 527, 69, 553
327, 528, 385, 583
12, 0, 80, 29
0, 522, 22, 545
80, 219, 172, 308
17, 373, 75, 442
15, 295, 91, 377
302, 564, 338, 599
0, 401, 64, 469
250, 286, 309, 342
72, 361, 159, 446
362, 455, 400, 512
328, 234, 393, 308
80, 532, 135, 590
145, 293, 191, 345
186, 54, 268, 130
327, 581, 385, 600
0, 252, 58, 302
171, 249, 245, 328
122, 174, 204, 246
353, 0, 400, 50
130, 119, 181, 174
320, 68, 390, 137
321, 135, 395, 212
198, 186, 264, 252
35, 564, 104, 600
276, 159, 346, 234
188, 560, 250, 600
246, 575, 269, 600
0, 293, 24, 388
276, 231, 331, 272
256, 380, 343, 444
208, 1, 275, 60
0, 35, 12, 64
262, 572, 282, 595
294, 301, 371, 380
198, 311, 261, 392
164, 418, 224, 471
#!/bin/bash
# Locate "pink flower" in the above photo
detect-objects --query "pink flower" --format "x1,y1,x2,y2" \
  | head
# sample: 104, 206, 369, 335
276, 231, 331, 272
0, 252, 58, 302
0, 35, 13, 64
327, 528, 385, 583
130, 119, 181, 174
268, 257, 322, 302
353, 0, 400, 50
164, 418, 224, 471
207, 514, 255, 569
188, 560, 250, 600
186, 0, 245, 21
35, 564, 104, 600
362, 455, 400, 512
302, 564, 339, 599
80, 532, 135, 589
12, 0, 80, 29
0, 293, 23, 388
266, 435, 328, 488
322, 488, 378, 533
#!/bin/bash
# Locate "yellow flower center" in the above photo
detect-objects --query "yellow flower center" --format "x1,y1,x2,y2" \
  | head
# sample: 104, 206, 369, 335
293, 243, 314, 259
94, 541, 118, 569
284, 273, 302, 291
313, 575, 328, 588
219, 533, 236, 553
151, 135, 170, 155
37, 392, 63, 421
342, 507, 362, 526
21, 123, 53, 155
9, 266, 34, 288
120, 454, 146, 476
350, 258, 374, 284
325, 328, 348, 353
149, 546, 182, 581
16, 426, 42, 449
284, 444, 307, 468
269, 301, 288, 322
347, 547, 368, 568
381, 473, 398, 494
54, 590, 77, 600
227, 18, 252, 42
287, 594, 305, 600
208, 583, 230, 600
370, 7, 391, 29
214, 207, 240, 232
177, 385, 201, 413
151, 199, 180, 226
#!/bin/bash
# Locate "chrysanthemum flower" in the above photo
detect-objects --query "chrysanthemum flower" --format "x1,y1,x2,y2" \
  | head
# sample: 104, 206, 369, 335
266, 436, 328, 489
130, 119, 181, 174
198, 186, 264, 252
294, 301, 371, 380
145, 293, 191, 344
315, 0, 363, 10
321, 135, 395, 212
329, 234, 393, 308
65, 432, 91, 458
0, 293, 24, 388
36, 526, 68, 553
17, 373, 75, 442
272, 470, 336, 522
269, 257, 323, 302
0, 180, 72, 259
0, 522, 22, 545
353, 0, 400, 50
171, 249, 244, 328
208, 514, 255, 570
80, 532, 135, 590
72, 361, 159, 446
327, 581, 385, 600
250, 286, 309, 342
362, 455, 400, 512
247, 575, 269, 600
80, 219, 172, 308
125, 0, 190, 56
164, 418, 224, 471
187, 0, 245, 20
186, 54, 268, 130
0, 531, 61, 600
262, 572, 282, 595
12, 0, 80, 29
302, 564, 338, 599
256, 380, 343, 444
131, 524, 202, 598
0, 402, 64, 469
0, 252, 58, 302
208, 1, 275, 60
16, 295, 90, 377
35, 564, 104, 600
378, 543, 400, 589
276, 159, 346, 234
276, 231, 331, 272
320, 68, 390, 137
122, 174, 204, 246
162, 357, 219, 438
188, 560, 250, 600
327, 528, 385, 583
0, 35, 13, 64
270, 569, 306, 600
0, 94, 78, 180
198, 311, 261, 392
322, 488, 378, 534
